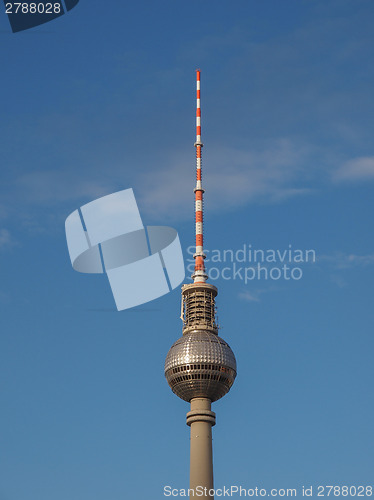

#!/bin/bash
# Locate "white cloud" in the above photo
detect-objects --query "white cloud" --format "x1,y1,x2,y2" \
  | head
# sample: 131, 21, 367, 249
0, 229, 14, 249
238, 286, 281, 303
15, 170, 116, 205
318, 252, 374, 269
0, 171, 119, 234
317, 252, 374, 288
333, 157, 374, 182
138, 138, 312, 220
330, 274, 347, 288
238, 290, 260, 303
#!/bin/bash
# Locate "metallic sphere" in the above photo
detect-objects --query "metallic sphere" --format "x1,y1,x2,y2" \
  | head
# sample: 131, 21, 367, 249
165, 330, 237, 402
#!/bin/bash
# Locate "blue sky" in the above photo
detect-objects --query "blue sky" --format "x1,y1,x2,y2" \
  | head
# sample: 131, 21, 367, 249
0, 1, 373, 499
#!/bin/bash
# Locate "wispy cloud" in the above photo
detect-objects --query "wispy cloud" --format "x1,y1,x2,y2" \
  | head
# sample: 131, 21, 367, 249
1, 12, 372, 226
238, 290, 261, 303
318, 252, 374, 269
15, 170, 116, 205
0, 2, 373, 235
0, 171, 118, 233
329, 274, 347, 289
333, 157, 374, 182
316, 252, 374, 288
138, 138, 313, 220
238, 286, 281, 303
0, 228, 15, 249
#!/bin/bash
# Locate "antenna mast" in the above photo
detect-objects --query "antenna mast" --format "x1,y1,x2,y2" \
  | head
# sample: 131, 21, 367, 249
193, 69, 208, 283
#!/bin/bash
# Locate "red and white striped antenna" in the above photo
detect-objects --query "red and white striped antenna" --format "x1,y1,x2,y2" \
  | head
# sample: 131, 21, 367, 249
192, 69, 208, 283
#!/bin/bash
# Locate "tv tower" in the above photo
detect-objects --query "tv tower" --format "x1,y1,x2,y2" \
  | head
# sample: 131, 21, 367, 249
165, 70, 237, 498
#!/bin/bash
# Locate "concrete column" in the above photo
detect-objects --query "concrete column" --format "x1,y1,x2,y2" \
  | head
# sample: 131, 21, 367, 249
186, 398, 216, 499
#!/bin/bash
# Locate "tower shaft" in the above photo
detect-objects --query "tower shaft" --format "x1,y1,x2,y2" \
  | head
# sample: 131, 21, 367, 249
187, 398, 216, 499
